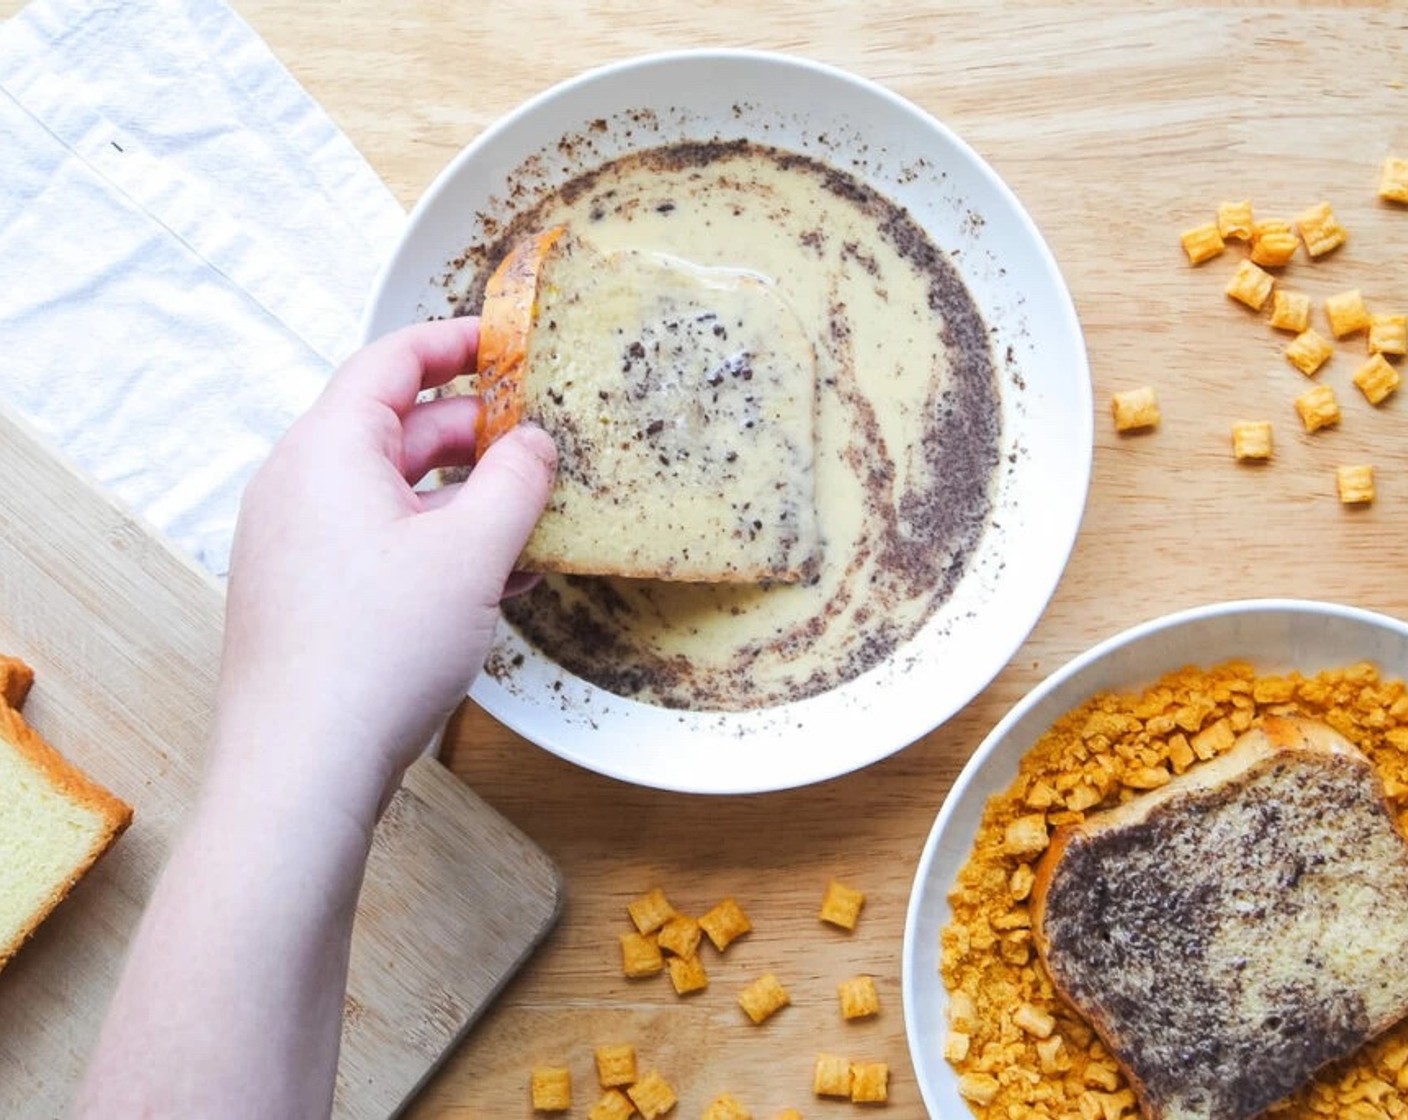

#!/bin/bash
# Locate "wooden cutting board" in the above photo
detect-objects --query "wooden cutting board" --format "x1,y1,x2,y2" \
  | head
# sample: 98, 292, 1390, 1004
0, 401, 563, 1118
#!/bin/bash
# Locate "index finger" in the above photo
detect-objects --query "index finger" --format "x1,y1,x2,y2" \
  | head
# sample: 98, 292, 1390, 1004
323, 317, 481, 414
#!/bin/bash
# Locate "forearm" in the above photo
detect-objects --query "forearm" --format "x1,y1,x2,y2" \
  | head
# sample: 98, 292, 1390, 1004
75, 752, 378, 1119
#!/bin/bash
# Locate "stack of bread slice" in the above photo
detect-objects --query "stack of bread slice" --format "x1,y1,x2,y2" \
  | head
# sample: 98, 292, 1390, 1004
0, 654, 132, 974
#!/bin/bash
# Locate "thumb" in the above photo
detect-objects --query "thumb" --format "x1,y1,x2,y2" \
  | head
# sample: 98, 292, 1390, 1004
435, 423, 557, 595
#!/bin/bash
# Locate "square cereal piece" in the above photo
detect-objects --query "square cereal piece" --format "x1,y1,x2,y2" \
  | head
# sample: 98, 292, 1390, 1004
531, 1067, 572, 1112
1269, 289, 1312, 334
1295, 201, 1348, 258
595, 1043, 637, 1089
838, 975, 881, 1020
620, 931, 664, 978
627, 888, 676, 934
774, 1112, 805, 1120
656, 914, 702, 959
1180, 221, 1225, 265
1326, 289, 1371, 338
1337, 464, 1375, 505
666, 952, 709, 995
702, 1093, 752, 1120
1110, 385, 1160, 433
1284, 328, 1333, 377
1232, 421, 1273, 462
1353, 353, 1401, 405
1249, 219, 1299, 267
850, 1062, 890, 1104
628, 1070, 678, 1120
1226, 258, 1275, 309
1380, 156, 1408, 204
812, 1053, 851, 1098
1369, 313, 1408, 356
819, 880, 866, 930
699, 897, 752, 952
1217, 199, 1254, 241
1294, 384, 1341, 433
739, 972, 790, 1024
589, 1089, 637, 1120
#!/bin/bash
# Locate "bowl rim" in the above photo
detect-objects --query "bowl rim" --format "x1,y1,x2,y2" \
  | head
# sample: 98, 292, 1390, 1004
360, 48, 1095, 794
900, 596, 1408, 1113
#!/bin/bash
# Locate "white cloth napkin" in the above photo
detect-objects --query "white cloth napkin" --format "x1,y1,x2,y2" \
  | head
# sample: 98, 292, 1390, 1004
0, 0, 406, 575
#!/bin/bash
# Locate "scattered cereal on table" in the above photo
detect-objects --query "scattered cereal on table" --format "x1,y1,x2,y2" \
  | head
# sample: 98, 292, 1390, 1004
1380, 155, 1408, 203
818, 880, 866, 930
1232, 420, 1273, 462
1110, 386, 1160, 433
1269, 288, 1312, 333
666, 952, 709, 995
1284, 327, 1334, 376
812, 1054, 851, 1099
627, 888, 677, 935
594, 1043, 637, 1088
702, 1092, 753, 1120
1295, 201, 1348, 257
698, 897, 752, 952
627, 1070, 678, 1119
1368, 312, 1408, 356
1249, 218, 1299, 267
1294, 383, 1341, 432
1217, 199, 1254, 240
588, 1088, 636, 1120
837, 974, 881, 1021
849, 1062, 889, 1104
1337, 464, 1375, 504
620, 930, 664, 978
1180, 221, 1225, 265
738, 972, 790, 1024
531, 1066, 572, 1112
1326, 288, 1372, 338
1353, 353, 1401, 405
1226, 257, 1275, 308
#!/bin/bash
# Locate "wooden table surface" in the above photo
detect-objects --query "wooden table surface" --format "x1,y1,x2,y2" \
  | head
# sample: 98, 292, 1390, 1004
15, 1, 1408, 1116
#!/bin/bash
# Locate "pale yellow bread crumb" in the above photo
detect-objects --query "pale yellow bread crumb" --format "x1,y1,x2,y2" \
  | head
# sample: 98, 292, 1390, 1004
475, 228, 821, 583
0, 688, 132, 972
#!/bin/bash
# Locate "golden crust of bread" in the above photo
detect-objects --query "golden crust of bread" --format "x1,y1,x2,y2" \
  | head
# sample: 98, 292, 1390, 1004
474, 224, 568, 456
0, 655, 34, 710
0, 682, 133, 971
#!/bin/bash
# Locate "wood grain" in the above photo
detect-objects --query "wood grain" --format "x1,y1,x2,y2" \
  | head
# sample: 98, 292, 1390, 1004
7, 1, 1408, 1116
0, 400, 563, 1118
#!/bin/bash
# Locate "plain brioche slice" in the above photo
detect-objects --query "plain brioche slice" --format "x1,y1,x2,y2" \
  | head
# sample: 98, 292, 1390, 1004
0, 668, 132, 974
475, 226, 820, 583
1031, 716, 1408, 1120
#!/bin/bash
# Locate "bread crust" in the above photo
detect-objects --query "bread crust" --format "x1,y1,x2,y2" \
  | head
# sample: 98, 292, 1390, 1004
0, 680, 133, 971
1032, 716, 1408, 1120
474, 224, 568, 456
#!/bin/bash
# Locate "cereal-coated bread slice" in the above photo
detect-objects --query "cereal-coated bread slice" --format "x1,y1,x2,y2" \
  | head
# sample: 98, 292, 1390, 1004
1031, 716, 1408, 1120
475, 227, 821, 583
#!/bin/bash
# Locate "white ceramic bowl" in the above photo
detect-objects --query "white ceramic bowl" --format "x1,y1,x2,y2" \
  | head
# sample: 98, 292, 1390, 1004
363, 50, 1092, 793
902, 598, 1408, 1116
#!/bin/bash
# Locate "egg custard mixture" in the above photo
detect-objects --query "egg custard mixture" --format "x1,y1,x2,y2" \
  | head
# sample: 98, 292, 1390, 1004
458, 139, 1001, 711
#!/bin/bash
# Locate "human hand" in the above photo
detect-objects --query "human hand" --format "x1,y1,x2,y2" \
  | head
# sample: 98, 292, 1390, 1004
208, 317, 555, 825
